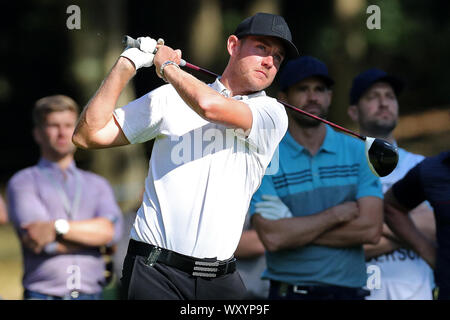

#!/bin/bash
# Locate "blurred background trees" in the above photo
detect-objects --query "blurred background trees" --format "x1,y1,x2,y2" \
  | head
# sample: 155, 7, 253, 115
0, 0, 449, 298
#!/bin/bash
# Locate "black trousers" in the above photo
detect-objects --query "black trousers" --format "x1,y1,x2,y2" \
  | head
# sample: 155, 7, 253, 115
437, 286, 450, 300
121, 251, 247, 300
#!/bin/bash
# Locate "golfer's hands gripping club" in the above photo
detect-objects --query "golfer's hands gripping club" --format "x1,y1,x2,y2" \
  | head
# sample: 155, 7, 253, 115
153, 44, 183, 81
122, 35, 184, 80
120, 36, 164, 70
254, 195, 294, 220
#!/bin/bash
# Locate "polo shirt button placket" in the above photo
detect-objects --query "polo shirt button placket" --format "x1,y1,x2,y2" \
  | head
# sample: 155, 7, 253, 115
311, 158, 320, 187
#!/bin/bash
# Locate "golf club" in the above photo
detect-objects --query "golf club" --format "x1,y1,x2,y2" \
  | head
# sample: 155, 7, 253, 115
123, 35, 399, 177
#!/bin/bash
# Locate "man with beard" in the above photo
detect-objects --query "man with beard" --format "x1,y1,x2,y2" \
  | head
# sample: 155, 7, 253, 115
250, 56, 383, 300
7, 95, 123, 299
348, 68, 435, 300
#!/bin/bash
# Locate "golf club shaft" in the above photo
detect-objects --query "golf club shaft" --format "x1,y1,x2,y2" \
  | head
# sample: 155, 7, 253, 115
180, 60, 219, 79
123, 35, 366, 141
179, 59, 366, 142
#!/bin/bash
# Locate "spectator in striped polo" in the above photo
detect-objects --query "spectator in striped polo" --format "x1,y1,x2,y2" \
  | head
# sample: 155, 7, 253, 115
250, 56, 384, 300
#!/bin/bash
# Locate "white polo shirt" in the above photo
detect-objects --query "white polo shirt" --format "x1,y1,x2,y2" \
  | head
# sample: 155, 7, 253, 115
113, 78, 287, 260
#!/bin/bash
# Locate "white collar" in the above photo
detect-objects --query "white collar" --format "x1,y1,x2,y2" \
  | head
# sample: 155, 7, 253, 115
209, 77, 266, 100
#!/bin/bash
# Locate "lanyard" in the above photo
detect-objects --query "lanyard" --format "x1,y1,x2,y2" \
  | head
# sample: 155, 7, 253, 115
39, 166, 82, 220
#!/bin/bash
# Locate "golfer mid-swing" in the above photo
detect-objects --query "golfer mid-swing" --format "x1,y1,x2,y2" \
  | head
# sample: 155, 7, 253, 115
73, 13, 298, 300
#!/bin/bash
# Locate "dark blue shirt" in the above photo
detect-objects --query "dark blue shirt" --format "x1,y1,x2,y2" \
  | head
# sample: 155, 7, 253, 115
392, 151, 450, 288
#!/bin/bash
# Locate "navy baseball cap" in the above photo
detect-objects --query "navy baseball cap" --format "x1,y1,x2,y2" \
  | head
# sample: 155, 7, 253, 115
234, 12, 299, 60
278, 56, 334, 91
350, 68, 404, 105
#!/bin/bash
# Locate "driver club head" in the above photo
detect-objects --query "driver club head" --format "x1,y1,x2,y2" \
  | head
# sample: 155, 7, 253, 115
365, 137, 399, 177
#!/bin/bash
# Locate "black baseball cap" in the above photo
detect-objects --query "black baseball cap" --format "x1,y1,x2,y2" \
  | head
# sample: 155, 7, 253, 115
350, 68, 404, 105
279, 56, 334, 91
233, 12, 299, 60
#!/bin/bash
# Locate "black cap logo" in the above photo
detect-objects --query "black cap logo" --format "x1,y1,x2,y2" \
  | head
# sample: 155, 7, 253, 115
272, 16, 287, 38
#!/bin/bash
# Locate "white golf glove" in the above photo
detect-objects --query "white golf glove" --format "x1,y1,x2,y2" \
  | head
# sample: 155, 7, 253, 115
120, 36, 158, 70
254, 195, 294, 220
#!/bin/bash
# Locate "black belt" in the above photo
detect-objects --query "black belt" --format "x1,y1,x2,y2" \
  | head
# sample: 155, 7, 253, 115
271, 280, 370, 297
127, 239, 236, 278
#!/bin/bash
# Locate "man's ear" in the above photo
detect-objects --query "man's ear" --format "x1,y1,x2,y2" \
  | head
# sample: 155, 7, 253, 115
227, 35, 240, 57
347, 105, 359, 123
33, 127, 42, 145
326, 89, 333, 106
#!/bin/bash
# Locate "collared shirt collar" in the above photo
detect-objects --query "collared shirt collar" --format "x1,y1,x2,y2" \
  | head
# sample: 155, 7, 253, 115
321, 125, 339, 154
37, 157, 77, 174
209, 77, 266, 100
283, 125, 338, 158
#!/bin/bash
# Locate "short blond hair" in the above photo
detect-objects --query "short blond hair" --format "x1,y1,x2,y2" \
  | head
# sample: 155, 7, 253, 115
33, 95, 79, 127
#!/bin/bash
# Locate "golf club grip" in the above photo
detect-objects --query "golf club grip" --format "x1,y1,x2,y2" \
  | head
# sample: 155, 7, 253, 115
123, 35, 140, 48
122, 35, 187, 67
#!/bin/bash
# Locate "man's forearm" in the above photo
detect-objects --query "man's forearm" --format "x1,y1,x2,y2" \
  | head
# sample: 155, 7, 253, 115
364, 236, 402, 260
234, 230, 266, 258
62, 218, 114, 247
312, 217, 378, 247
162, 62, 252, 131
381, 204, 435, 243
54, 240, 92, 254
385, 203, 436, 268
253, 208, 344, 252
364, 223, 407, 259
409, 203, 436, 242
165, 64, 224, 118
312, 197, 383, 247
73, 57, 135, 148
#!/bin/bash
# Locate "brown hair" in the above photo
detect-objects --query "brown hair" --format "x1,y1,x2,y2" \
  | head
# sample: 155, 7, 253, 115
33, 95, 79, 127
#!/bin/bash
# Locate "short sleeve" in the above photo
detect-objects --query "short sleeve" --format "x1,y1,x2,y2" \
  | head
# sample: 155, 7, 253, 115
249, 175, 279, 217
356, 145, 383, 200
392, 162, 425, 210
113, 85, 169, 144
241, 97, 288, 161
6, 171, 49, 233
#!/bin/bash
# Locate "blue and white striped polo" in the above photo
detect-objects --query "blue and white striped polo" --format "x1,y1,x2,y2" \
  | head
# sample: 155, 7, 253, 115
250, 125, 383, 287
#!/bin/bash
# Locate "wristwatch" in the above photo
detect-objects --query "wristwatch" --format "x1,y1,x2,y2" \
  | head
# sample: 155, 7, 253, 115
54, 219, 70, 236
